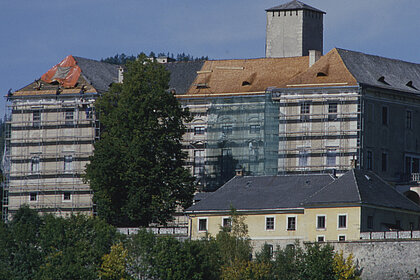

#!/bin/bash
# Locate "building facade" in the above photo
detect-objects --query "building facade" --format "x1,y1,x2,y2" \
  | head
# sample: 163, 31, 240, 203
186, 170, 420, 248
2, 55, 119, 219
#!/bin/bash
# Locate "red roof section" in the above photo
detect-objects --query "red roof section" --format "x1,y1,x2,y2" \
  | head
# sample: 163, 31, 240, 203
41, 55, 81, 88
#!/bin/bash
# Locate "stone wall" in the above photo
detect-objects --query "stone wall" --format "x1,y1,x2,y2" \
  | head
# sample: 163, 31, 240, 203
331, 239, 420, 280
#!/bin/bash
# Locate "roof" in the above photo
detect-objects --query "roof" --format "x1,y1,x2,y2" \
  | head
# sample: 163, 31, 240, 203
281, 48, 358, 88
266, 0, 325, 13
180, 56, 309, 96
187, 170, 420, 214
336, 48, 420, 94
304, 169, 420, 212
186, 174, 334, 212
281, 48, 420, 95
165, 61, 205, 94
13, 55, 119, 96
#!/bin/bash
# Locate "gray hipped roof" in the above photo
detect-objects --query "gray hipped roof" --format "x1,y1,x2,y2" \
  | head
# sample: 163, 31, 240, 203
74, 56, 120, 93
187, 174, 334, 212
304, 169, 420, 212
165, 61, 205, 94
266, 0, 325, 13
337, 48, 420, 94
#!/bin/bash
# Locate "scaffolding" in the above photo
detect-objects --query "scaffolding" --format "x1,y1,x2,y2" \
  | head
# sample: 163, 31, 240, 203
272, 86, 362, 175
2, 93, 98, 221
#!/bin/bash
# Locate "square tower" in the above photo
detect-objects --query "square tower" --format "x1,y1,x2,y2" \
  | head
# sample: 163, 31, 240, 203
266, 0, 325, 58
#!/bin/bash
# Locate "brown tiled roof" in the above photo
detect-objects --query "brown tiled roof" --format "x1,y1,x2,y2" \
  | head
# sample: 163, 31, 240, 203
183, 56, 309, 96
280, 48, 358, 88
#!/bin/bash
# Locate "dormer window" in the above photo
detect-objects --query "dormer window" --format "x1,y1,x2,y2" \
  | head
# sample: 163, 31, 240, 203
316, 72, 327, 77
406, 81, 418, 90
378, 76, 389, 85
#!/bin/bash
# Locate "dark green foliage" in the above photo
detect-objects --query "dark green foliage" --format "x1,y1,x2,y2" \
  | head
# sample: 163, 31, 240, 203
127, 229, 221, 280
85, 54, 195, 226
0, 207, 120, 280
101, 53, 136, 65
101, 52, 208, 65
269, 242, 335, 280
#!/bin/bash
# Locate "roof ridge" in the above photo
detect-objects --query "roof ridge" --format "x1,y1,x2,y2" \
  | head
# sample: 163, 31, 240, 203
353, 169, 362, 202
336, 48, 420, 67
301, 175, 338, 205
370, 170, 420, 209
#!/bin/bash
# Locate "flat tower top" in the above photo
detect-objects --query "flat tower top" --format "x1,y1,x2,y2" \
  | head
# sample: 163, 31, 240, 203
266, 0, 325, 13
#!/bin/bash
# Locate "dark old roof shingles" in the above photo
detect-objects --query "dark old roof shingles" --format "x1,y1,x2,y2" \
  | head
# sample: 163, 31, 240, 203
187, 174, 334, 212
337, 48, 420, 94
266, 0, 325, 13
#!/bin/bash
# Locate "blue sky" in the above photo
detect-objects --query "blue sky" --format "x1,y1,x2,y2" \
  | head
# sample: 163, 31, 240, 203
1, 0, 420, 117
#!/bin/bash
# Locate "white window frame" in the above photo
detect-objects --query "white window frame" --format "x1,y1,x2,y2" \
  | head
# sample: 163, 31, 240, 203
337, 214, 348, 230
326, 149, 337, 167
265, 216, 275, 231
29, 192, 38, 202
221, 216, 231, 229
31, 156, 40, 174
33, 110, 41, 127
317, 235, 325, 242
316, 214, 326, 230
64, 155, 73, 172
65, 109, 75, 126
338, 234, 346, 242
197, 217, 208, 232
286, 215, 297, 231
194, 126, 205, 135
63, 192, 72, 202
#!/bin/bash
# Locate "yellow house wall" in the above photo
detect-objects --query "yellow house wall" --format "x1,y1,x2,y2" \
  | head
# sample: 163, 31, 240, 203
189, 206, 361, 243
304, 207, 361, 242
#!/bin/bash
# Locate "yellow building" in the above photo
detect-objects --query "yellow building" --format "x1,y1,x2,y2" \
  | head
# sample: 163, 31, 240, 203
186, 169, 420, 249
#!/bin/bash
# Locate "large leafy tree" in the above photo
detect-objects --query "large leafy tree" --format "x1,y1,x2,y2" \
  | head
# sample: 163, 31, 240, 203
85, 54, 195, 226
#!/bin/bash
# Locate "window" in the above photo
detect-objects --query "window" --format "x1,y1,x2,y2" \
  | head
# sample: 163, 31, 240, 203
63, 192, 71, 201
194, 126, 205, 135
317, 215, 326, 229
299, 150, 308, 167
64, 155, 73, 172
317, 236, 325, 242
338, 214, 347, 229
222, 149, 232, 157
287, 216, 296, 231
31, 157, 40, 173
29, 192, 37, 202
300, 102, 310, 121
33, 111, 41, 127
328, 103, 338, 120
250, 125, 260, 134
265, 216, 275, 230
198, 218, 208, 232
65, 109, 74, 126
338, 235, 346, 241
396, 220, 401, 229
326, 149, 336, 167
406, 111, 412, 129
222, 125, 233, 135
85, 107, 93, 119
367, 216, 373, 229
222, 217, 231, 229
267, 244, 274, 258
382, 106, 388, 125
381, 152, 387, 172
367, 151, 373, 170
194, 150, 205, 176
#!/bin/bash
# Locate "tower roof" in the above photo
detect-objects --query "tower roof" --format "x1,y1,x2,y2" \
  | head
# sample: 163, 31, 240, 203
266, 0, 325, 14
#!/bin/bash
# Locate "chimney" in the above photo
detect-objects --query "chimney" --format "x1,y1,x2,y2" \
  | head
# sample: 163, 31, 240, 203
309, 50, 321, 67
118, 67, 124, 83
235, 164, 244, 177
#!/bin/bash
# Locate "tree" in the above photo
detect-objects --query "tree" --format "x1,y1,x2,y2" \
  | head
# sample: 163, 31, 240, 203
85, 54, 195, 226
99, 243, 130, 280
333, 251, 361, 280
